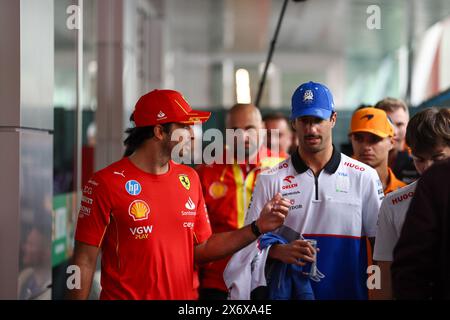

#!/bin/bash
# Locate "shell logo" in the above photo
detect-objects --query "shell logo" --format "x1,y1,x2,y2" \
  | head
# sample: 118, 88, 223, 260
128, 200, 150, 221
209, 182, 228, 199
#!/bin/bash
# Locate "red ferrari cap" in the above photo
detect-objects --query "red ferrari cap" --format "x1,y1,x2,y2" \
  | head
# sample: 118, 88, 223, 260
133, 89, 211, 127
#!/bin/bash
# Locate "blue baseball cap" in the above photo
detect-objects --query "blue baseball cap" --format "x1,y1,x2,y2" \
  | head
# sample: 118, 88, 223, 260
291, 81, 335, 120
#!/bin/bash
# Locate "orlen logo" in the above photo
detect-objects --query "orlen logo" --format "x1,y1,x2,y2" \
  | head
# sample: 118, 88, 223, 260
130, 225, 153, 240
392, 191, 414, 205
284, 176, 295, 183
282, 176, 298, 190
344, 162, 366, 172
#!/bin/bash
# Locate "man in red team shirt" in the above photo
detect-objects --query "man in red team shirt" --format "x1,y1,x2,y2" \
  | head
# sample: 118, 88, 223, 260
196, 104, 288, 300
68, 89, 291, 300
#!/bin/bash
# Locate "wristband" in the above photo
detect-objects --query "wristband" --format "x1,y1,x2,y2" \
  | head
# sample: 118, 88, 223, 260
251, 220, 262, 237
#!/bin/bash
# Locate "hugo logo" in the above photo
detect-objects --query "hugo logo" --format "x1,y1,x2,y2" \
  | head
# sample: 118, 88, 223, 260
344, 162, 366, 172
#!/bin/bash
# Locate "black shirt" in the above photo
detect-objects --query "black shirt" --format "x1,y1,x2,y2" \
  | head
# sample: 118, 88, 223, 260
392, 151, 420, 184
392, 159, 450, 299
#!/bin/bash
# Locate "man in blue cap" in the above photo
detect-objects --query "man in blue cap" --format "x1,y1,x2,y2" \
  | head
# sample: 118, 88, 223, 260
290, 81, 336, 156
225, 81, 384, 300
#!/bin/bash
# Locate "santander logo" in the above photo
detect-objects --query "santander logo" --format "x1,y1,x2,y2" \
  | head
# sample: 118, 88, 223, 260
185, 197, 196, 210
157, 111, 167, 120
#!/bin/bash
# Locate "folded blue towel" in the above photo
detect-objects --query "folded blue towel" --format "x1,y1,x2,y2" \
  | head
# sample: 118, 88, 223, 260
259, 233, 315, 300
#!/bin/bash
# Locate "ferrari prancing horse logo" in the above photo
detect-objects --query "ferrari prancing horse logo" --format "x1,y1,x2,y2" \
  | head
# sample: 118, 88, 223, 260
179, 174, 191, 190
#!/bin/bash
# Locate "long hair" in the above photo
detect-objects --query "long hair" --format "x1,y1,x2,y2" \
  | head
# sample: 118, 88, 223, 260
123, 114, 172, 157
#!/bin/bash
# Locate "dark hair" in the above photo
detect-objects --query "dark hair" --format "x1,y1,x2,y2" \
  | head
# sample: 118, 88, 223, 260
374, 97, 409, 115
354, 104, 372, 113
123, 113, 172, 157
405, 107, 450, 155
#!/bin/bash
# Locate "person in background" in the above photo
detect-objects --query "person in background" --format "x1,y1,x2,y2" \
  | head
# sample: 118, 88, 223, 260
263, 113, 293, 158
196, 104, 288, 300
372, 107, 450, 299
392, 159, 450, 299
340, 104, 372, 157
349, 107, 406, 195
19, 224, 52, 300
374, 98, 419, 184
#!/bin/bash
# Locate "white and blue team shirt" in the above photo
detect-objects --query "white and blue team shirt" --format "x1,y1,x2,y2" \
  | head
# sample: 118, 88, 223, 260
245, 148, 384, 300
373, 180, 418, 262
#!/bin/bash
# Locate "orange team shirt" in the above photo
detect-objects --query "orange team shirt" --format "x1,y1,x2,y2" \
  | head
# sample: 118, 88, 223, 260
384, 167, 407, 194
75, 158, 212, 300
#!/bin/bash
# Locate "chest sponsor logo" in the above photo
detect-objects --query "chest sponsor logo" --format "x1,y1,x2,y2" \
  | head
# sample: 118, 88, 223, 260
182, 197, 197, 216
391, 191, 414, 205
283, 176, 294, 183
209, 181, 228, 199
183, 222, 195, 229
179, 174, 191, 190
130, 225, 153, 240
335, 174, 350, 193
185, 197, 196, 210
125, 180, 142, 196
128, 200, 150, 221
344, 162, 366, 172
282, 175, 298, 190
282, 191, 300, 197
287, 198, 303, 210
